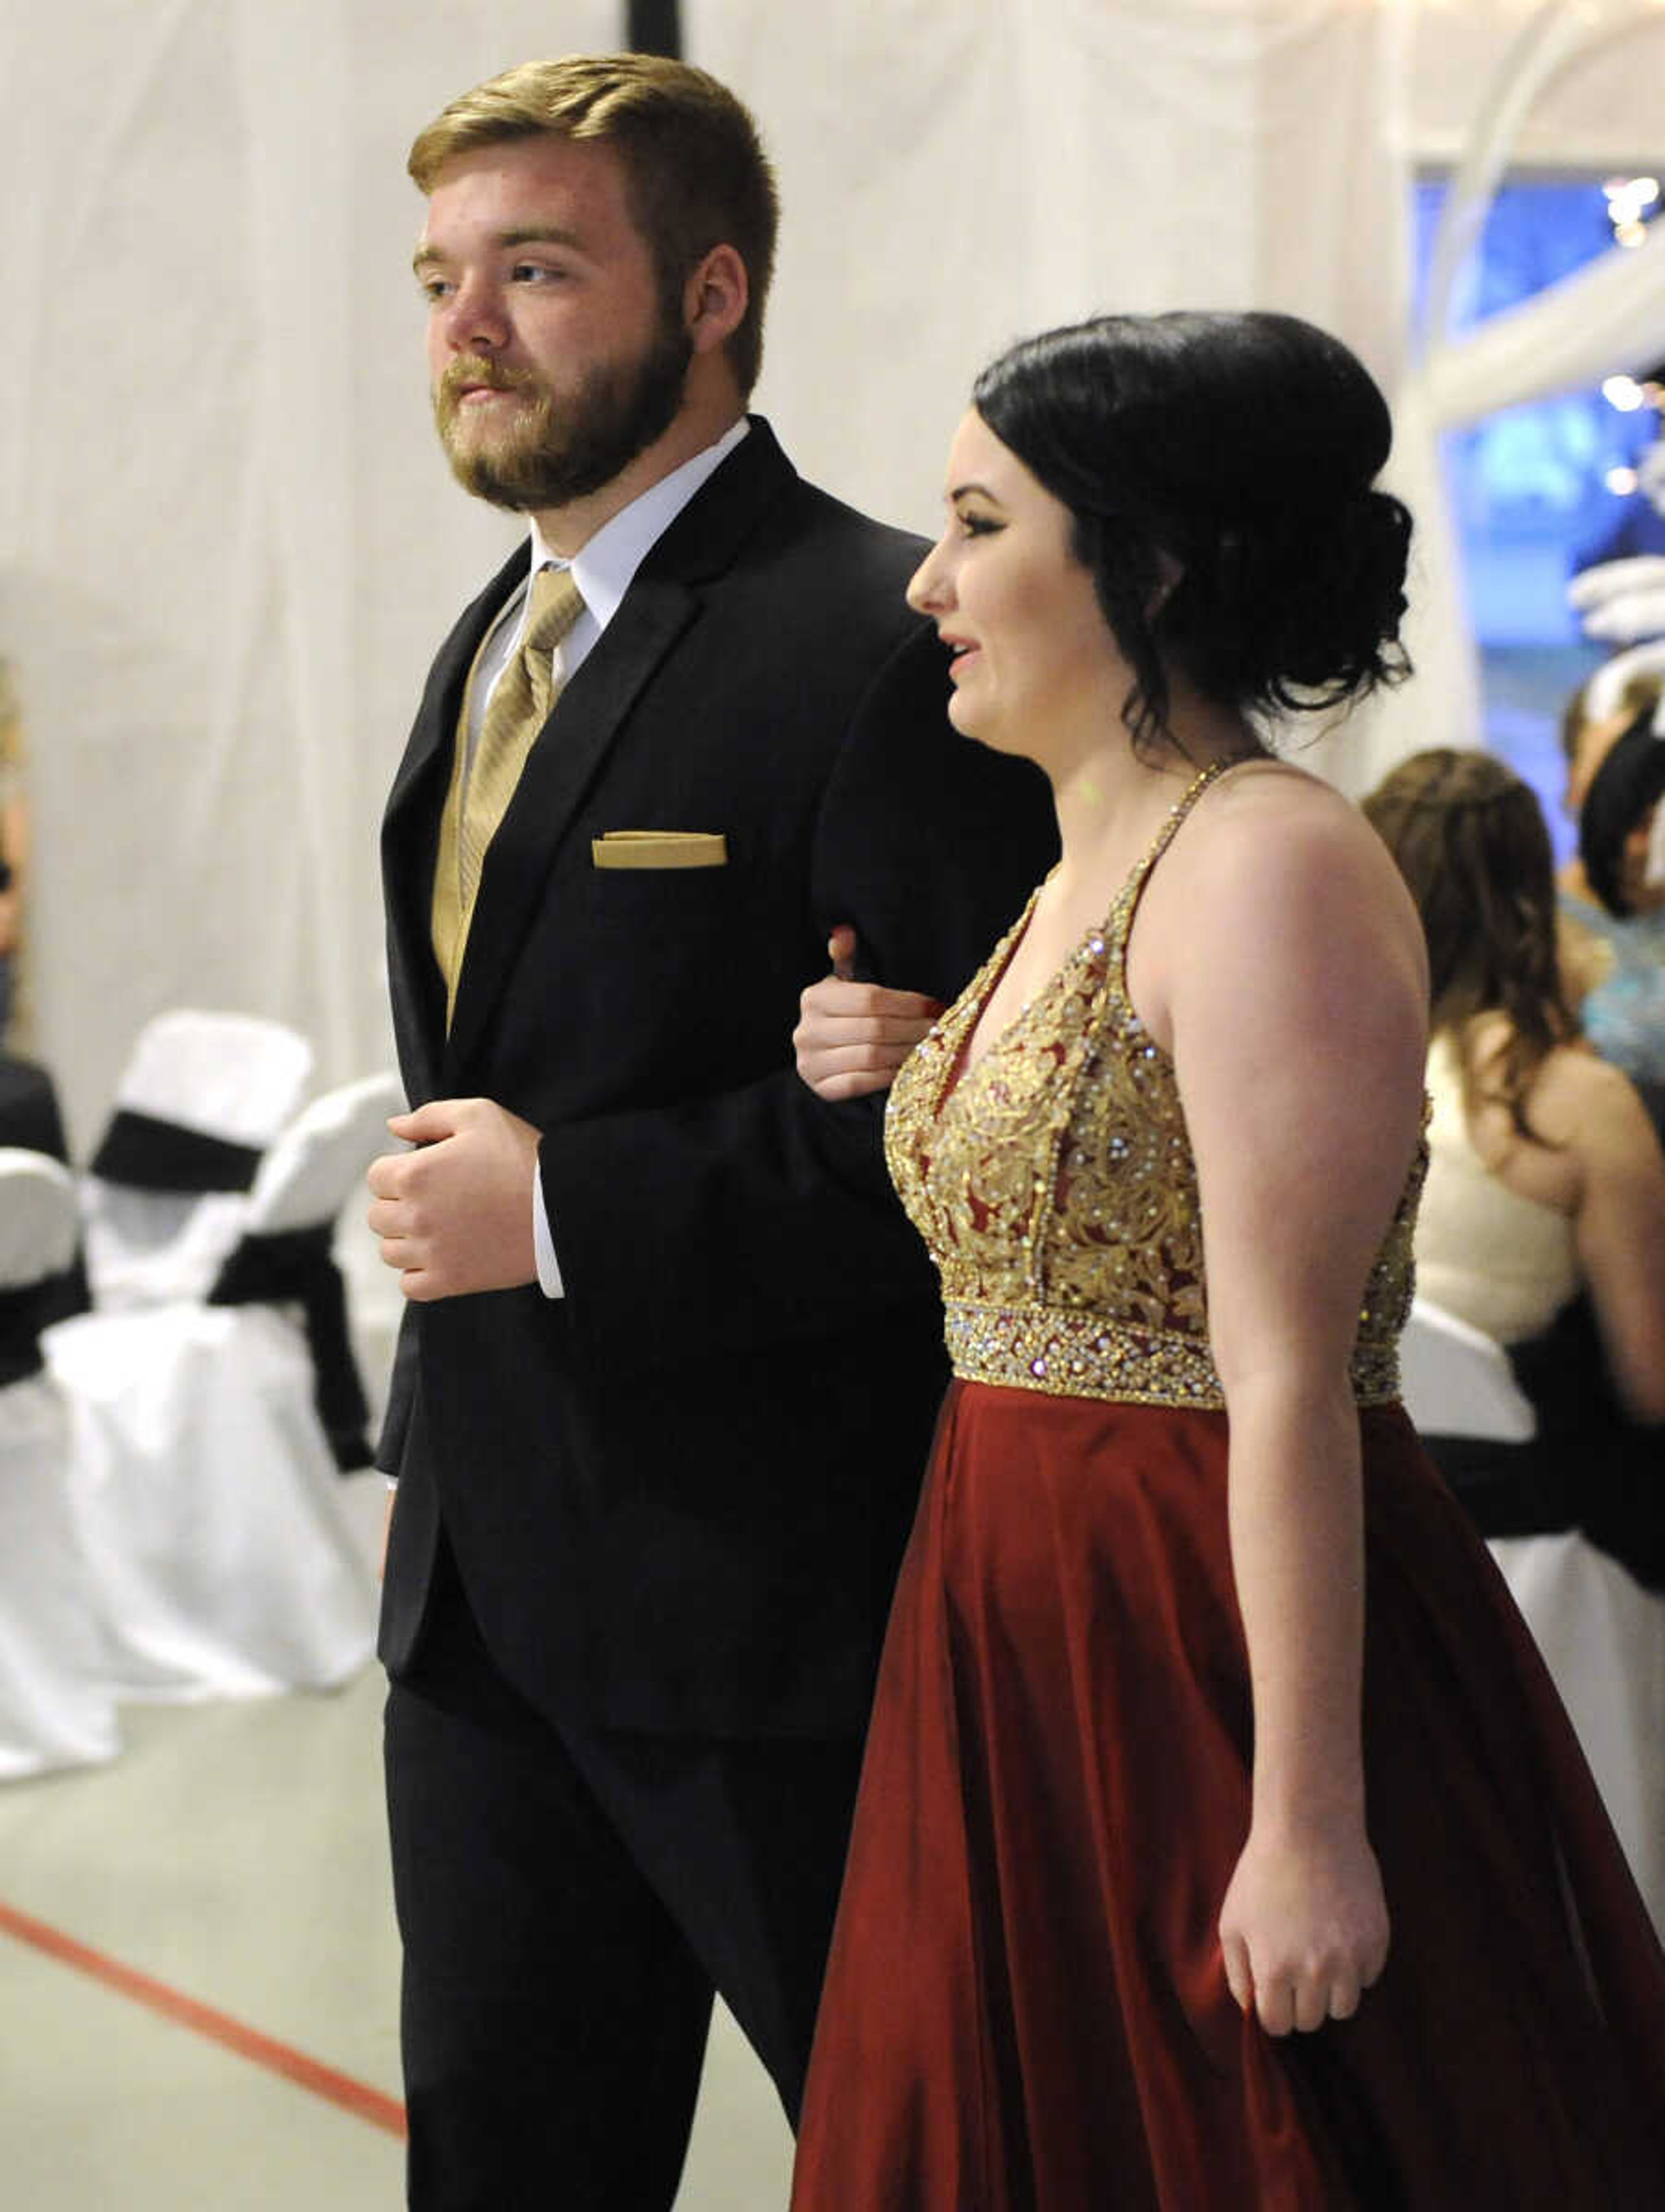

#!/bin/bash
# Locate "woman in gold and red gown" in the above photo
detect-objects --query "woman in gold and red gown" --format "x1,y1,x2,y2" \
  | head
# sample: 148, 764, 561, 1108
787, 311, 1665, 2209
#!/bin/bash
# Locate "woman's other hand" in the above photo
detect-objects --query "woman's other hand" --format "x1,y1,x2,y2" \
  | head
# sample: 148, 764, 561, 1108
794, 926, 940, 1101
1218, 1816, 1390, 2036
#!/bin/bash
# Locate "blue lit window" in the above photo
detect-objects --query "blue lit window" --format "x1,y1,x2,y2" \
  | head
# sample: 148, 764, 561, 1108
1412, 174, 1663, 843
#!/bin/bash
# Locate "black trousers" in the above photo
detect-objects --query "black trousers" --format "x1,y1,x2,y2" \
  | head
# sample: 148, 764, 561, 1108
383, 1542, 865, 2211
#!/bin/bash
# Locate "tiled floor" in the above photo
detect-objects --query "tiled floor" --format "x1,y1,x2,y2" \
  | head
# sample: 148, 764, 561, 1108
0, 1472, 795, 2211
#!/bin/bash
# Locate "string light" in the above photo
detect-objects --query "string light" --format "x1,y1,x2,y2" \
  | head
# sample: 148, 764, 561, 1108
1598, 182, 1660, 434
1603, 175, 1660, 225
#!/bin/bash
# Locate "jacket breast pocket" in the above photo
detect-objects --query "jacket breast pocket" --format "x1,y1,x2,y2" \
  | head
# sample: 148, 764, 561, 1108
579, 846, 741, 981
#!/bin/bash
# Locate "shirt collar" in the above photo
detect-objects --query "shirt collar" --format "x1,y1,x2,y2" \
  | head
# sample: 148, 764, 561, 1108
527, 417, 750, 632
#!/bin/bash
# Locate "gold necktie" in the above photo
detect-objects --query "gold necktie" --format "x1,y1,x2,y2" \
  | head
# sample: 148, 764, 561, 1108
458, 564, 585, 912
432, 564, 584, 1016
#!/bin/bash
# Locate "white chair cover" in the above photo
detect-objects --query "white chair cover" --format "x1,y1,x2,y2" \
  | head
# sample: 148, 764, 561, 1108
0, 1146, 79, 1291
1402, 1297, 1665, 1935
1398, 1298, 1536, 1440
44, 1074, 399, 1703
1488, 1531, 1665, 1936
215, 1071, 408, 1468
81, 1010, 313, 1312
241, 1070, 405, 1236
0, 1151, 121, 1775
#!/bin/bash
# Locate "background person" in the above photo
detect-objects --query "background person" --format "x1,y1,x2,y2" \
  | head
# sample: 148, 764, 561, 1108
362, 52, 1053, 2211
1366, 746, 1665, 1580
1556, 665, 1665, 1129
788, 313, 1665, 2208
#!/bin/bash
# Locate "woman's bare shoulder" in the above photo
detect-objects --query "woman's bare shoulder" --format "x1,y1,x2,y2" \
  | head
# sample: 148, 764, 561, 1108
1530, 1042, 1657, 1149
1164, 757, 1424, 966
1129, 757, 1426, 1111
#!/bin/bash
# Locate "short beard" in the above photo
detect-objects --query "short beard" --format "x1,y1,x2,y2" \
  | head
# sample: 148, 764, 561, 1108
434, 314, 694, 513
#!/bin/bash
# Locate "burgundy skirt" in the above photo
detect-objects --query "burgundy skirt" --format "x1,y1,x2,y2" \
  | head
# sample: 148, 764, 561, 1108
791, 1383, 1665, 2210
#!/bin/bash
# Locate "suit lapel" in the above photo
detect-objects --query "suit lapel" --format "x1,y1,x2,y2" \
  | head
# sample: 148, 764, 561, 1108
382, 543, 528, 1095
385, 542, 528, 832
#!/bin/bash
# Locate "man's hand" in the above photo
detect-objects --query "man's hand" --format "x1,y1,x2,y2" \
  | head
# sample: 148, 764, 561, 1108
366, 1097, 541, 1300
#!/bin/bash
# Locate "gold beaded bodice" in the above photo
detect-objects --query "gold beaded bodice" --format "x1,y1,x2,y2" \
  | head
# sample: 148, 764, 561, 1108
884, 761, 1424, 1408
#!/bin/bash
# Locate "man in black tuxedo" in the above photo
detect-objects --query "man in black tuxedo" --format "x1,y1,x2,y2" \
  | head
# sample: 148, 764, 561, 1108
367, 53, 1053, 2209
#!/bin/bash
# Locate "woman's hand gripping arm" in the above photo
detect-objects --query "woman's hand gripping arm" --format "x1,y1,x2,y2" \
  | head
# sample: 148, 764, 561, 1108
793, 926, 942, 1101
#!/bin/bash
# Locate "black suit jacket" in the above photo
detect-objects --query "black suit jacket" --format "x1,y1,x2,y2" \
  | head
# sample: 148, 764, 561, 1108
379, 419, 1055, 1736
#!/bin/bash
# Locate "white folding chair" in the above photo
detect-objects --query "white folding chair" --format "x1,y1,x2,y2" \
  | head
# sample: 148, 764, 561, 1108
1402, 1296, 1665, 1934
46, 1075, 400, 1702
0, 1150, 121, 1775
207, 1070, 407, 1469
81, 1010, 313, 1312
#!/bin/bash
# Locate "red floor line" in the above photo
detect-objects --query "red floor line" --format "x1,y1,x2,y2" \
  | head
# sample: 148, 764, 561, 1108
0, 1897, 407, 2140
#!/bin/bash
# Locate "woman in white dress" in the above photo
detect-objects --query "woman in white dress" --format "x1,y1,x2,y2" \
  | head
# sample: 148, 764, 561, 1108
1360, 747, 1665, 1434
1363, 745, 1665, 1931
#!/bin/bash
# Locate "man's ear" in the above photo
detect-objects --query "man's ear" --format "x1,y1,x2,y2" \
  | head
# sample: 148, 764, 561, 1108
683, 243, 748, 357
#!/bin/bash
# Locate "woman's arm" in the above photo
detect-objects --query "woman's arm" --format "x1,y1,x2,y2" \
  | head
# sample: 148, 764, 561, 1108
1563, 1056, 1665, 1422
1146, 779, 1427, 2034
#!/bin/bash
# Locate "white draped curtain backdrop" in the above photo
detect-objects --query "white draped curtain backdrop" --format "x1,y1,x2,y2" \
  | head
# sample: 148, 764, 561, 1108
3, 0, 1662, 1138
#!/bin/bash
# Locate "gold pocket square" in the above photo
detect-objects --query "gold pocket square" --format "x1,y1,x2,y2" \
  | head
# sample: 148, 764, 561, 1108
591, 831, 728, 871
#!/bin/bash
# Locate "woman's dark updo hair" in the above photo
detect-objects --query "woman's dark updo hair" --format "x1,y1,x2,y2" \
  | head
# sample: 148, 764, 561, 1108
971, 310, 1412, 749
1579, 707, 1665, 915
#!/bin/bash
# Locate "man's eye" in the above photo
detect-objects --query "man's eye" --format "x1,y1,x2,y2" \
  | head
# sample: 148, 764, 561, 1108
419, 276, 454, 303
511, 262, 565, 284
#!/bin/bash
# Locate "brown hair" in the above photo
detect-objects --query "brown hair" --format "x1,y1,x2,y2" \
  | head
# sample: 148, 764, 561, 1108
409, 54, 778, 395
1558, 678, 1593, 770
1560, 667, 1664, 766
1362, 747, 1578, 1142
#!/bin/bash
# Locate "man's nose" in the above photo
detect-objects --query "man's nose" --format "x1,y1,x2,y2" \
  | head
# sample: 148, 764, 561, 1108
440, 275, 509, 353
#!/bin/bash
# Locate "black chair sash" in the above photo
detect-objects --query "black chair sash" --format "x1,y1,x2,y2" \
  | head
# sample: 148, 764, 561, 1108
0, 1053, 73, 1162
1511, 1296, 1665, 1593
32, 1257, 91, 1337
91, 1108, 262, 1194
1425, 1295, 1665, 1591
0, 1281, 49, 1388
208, 1224, 372, 1472
1420, 1432, 1575, 1541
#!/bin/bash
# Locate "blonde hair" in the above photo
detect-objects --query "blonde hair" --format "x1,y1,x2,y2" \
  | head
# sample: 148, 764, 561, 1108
409, 54, 777, 394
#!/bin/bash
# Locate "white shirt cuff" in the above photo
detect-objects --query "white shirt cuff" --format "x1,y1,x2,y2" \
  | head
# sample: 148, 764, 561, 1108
533, 1168, 566, 1299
